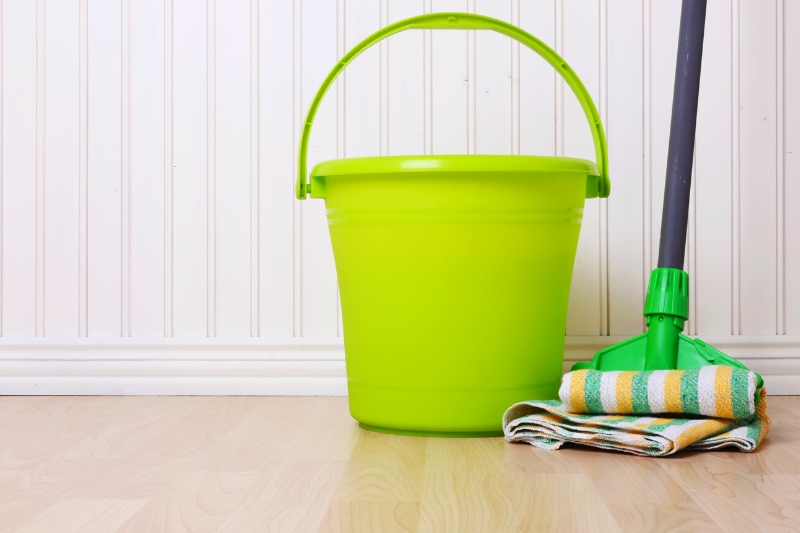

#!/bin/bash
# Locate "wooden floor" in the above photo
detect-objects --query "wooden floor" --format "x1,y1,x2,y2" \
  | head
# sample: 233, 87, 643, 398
0, 396, 798, 532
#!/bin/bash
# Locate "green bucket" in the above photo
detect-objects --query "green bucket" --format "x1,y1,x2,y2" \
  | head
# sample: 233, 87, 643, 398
297, 13, 610, 437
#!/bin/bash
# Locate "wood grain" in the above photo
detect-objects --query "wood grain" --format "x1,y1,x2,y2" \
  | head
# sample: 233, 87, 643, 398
320, 502, 421, 533
333, 430, 427, 502
16, 499, 146, 533
424, 435, 505, 474
572, 452, 722, 532
658, 463, 800, 532
0, 395, 797, 532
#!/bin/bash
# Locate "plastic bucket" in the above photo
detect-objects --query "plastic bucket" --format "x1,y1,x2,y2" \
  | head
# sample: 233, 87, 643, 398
297, 13, 610, 437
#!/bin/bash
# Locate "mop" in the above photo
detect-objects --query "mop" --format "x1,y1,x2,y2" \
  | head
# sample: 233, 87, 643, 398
503, 0, 770, 456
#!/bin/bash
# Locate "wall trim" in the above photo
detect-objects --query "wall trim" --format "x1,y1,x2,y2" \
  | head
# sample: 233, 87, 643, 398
0, 336, 798, 395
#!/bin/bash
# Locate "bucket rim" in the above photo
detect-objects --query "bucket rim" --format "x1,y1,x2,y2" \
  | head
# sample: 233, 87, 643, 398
310, 154, 599, 178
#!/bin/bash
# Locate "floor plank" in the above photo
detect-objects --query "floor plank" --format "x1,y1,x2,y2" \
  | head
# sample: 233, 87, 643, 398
418, 473, 620, 533
332, 430, 427, 502
658, 463, 800, 531
424, 437, 505, 474
319, 502, 421, 533
571, 452, 722, 532
14, 498, 146, 533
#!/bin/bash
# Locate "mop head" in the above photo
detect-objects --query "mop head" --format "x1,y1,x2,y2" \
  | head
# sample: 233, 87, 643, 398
503, 366, 770, 457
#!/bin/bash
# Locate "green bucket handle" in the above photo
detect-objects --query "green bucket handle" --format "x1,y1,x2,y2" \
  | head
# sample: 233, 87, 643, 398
297, 12, 610, 200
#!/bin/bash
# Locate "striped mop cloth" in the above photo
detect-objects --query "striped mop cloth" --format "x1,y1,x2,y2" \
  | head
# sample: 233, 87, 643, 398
560, 366, 758, 418
503, 366, 770, 457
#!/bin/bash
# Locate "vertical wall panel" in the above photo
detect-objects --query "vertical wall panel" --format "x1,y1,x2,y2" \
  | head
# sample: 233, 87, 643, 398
260, 0, 294, 338
642, 0, 652, 285
695, 0, 733, 335
79, 0, 89, 336
431, 0, 467, 154
387, 0, 425, 156
598, 0, 609, 337
88, 0, 123, 336
519, 2, 555, 158
35, 0, 45, 336
2, 1, 37, 337
300, 0, 339, 337
787, 0, 800, 334
336, 0, 346, 338
561, 2, 600, 164
776, 0, 784, 335
0, 1, 3, 335
564, 0, 601, 335
121, 0, 131, 336
606, 0, 644, 335
44, 0, 80, 336
648, 1, 680, 272
250, 0, 260, 336
206, 0, 217, 336
163, 0, 173, 336
475, 0, 511, 155
130, 0, 166, 337
739, 0, 777, 334
172, 0, 208, 336
216, 0, 252, 336
344, 0, 381, 158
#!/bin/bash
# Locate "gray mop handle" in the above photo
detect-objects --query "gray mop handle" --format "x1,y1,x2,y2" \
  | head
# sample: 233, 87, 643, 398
657, 0, 707, 270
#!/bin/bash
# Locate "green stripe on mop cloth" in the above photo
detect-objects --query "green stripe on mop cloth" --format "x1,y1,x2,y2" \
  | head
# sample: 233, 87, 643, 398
680, 368, 700, 414
583, 371, 604, 413
731, 369, 753, 420
631, 371, 652, 414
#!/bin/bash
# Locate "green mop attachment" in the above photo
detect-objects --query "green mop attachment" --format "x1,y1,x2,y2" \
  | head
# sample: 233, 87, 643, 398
571, 0, 763, 403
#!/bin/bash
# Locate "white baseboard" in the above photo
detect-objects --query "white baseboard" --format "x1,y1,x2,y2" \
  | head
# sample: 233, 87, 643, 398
0, 336, 798, 395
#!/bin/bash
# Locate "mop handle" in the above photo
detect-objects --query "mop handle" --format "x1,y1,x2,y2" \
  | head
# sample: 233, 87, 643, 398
657, 0, 707, 269
296, 12, 609, 200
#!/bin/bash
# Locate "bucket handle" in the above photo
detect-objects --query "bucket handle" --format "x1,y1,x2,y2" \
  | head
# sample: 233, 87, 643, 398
297, 12, 609, 199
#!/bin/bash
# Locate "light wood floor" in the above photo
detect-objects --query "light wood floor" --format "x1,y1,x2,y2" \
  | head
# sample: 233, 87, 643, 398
0, 396, 798, 532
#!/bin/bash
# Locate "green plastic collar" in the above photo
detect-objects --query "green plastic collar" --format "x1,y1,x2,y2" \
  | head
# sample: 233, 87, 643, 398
643, 268, 689, 322
296, 12, 610, 200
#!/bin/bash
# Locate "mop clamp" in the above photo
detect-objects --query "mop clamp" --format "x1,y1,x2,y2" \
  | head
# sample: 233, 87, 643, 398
643, 268, 689, 326
641, 268, 688, 369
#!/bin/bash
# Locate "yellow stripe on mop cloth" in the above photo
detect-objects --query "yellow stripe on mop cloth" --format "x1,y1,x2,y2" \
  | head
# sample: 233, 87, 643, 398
714, 365, 734, 419
674, 418, 734, 450
615, 371, 636, 413
643, 417, 675, 429
663, 370, 683, 413
568, 369, 588, 413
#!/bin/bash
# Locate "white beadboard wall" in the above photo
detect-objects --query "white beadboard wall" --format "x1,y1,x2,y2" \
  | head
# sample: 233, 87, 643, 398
0, 0, 798, 395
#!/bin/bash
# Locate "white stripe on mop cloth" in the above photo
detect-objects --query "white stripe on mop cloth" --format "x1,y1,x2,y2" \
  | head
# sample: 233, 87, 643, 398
600, 371, 621, 413
558, 372, 576, 412
647, 370, 670, 413
660, 418, 706, 441
697, 365, 719, 416
726, 425, 750, 440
